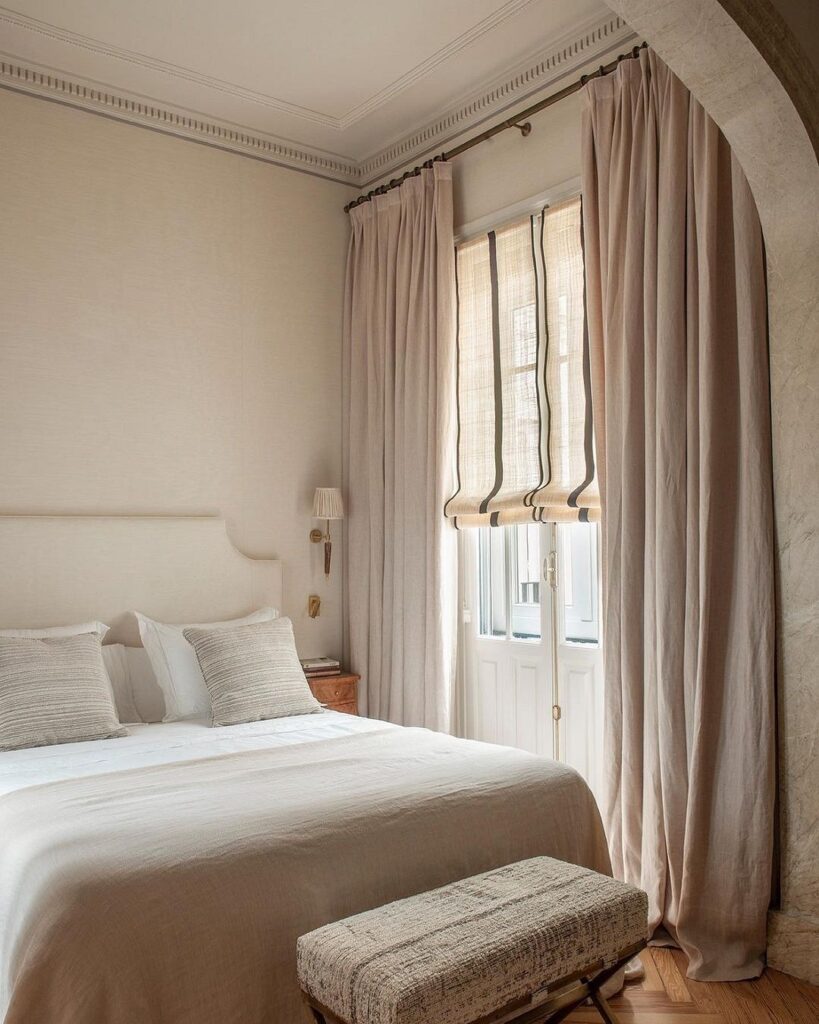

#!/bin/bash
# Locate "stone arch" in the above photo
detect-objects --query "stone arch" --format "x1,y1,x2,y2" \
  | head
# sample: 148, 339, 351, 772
603, 0, 819, 983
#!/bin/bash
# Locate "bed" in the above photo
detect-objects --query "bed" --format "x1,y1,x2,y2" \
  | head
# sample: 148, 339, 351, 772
0, 515, 610, 1024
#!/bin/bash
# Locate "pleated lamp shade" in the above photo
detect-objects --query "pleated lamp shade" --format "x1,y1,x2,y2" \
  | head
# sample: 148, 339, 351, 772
312, 487, 344, 520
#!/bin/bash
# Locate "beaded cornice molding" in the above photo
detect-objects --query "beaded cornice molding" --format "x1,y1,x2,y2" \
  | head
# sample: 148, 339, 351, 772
0, 0, 542, 131
357, 14, 635, 185
0, 13, 635, 187
0, 59, 361, 184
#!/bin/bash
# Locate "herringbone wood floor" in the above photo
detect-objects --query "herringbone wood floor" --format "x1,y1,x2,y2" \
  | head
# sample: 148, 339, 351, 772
564, 949, 819, 1024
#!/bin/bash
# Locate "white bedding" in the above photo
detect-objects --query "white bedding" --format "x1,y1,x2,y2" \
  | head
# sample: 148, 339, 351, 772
0, 710, 386, 797
1, 713, 611, 1024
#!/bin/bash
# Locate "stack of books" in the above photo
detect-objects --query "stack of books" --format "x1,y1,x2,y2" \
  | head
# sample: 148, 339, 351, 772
300, 657, 341, 679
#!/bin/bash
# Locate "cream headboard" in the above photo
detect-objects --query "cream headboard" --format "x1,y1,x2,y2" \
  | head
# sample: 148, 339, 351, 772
0, 515, 282, 645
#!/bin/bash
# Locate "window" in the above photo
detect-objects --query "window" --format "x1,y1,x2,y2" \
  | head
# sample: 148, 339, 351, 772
478, 523, 542, 640
559, 522, 599, 644
477, 522, 599, 645
478, 526, 507, 637
458, 196, 602, 774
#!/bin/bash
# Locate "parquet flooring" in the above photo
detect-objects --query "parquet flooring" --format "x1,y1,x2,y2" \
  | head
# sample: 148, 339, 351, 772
564, 949, 819, 1024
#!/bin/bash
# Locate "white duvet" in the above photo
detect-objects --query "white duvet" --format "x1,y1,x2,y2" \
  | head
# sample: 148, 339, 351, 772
0, 712, 610, 1024
0, 710, 387, 797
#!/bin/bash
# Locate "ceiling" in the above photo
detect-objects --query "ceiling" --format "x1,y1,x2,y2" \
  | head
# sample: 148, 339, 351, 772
0, 0, 635, 184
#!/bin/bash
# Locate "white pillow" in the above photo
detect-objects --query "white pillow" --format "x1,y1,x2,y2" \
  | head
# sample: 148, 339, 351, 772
0, 620, 109, 640
135, 608, 279, 721
100, 645, 139, 723
101, 645, 165, 724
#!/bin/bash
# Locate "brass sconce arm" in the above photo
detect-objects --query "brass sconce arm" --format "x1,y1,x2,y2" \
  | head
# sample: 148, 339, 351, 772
310, 488, 344, 578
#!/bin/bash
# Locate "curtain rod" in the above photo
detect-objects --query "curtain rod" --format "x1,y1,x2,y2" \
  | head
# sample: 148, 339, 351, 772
344, 41, 647, 214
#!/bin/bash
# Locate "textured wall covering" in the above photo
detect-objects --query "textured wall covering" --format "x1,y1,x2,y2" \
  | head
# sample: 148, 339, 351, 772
606, 0, 819, 984
452, 92, 585, 230
0, 88, 352, 658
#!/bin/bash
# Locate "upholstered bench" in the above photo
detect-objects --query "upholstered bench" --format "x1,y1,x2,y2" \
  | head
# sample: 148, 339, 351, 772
297, 857, 648, 1024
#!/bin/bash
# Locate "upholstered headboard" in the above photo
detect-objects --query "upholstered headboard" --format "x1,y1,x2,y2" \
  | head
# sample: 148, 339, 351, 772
0, 515, 282, 645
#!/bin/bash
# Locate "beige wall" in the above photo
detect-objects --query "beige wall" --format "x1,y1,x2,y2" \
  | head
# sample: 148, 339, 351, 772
0, 88, 352, 658
453, 93, 584, 230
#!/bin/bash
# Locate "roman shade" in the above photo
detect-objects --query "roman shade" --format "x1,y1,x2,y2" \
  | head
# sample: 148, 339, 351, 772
445, 197, 598, 527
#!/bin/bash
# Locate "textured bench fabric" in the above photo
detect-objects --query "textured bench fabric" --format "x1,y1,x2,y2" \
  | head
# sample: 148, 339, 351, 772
297, 857, 648, 1024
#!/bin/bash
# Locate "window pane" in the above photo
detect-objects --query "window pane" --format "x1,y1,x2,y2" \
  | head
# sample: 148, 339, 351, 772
478, 527, 507, 637
511, 524, 541, 640
478, 525, 541, 640
559, 522, 599, 644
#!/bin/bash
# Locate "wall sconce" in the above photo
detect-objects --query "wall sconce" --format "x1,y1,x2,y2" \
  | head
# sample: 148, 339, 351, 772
310, 487, 344, 576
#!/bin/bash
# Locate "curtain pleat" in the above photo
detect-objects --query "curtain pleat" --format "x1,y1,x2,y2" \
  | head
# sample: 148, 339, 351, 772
581, 48, 775, 981
342, 163, 458, 731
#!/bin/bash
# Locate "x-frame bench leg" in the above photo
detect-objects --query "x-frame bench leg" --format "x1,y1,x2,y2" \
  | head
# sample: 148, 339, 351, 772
302, 944, 643, 1024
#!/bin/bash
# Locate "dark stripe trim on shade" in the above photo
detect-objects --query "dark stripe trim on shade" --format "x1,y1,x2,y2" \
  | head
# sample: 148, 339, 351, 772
443, 244, 463, 520
524, 212, 545, 508
567, 196, 596, 510
539, 206, 553, 490
479, 230, 504, 515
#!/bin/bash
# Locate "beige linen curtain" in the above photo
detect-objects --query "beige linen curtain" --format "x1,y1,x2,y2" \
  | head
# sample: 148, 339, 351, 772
342, 162, 458, 731
581, 49, 775, 981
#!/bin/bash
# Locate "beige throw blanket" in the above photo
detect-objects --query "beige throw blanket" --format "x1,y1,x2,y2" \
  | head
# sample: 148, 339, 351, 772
0, 726, 609, 1023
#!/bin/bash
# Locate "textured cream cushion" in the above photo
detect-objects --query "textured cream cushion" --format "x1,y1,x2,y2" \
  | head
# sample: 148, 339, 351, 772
184, 617, 321, 726
0, 633, 126, 751
135, 607, 278, 722
297, 857, 648, 1024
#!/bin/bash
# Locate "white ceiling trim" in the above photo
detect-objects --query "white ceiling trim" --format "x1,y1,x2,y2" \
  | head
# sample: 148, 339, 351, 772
358, 13, 635, 184
0, 12, 635, 188
0, 57, 361, 183
0, 0, 543, 129
0, 4, 338, 127
336, 0, 541, 127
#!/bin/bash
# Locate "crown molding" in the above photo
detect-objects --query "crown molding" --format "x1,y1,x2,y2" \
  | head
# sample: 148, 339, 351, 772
0, 5, 337, 127
0, 12, 636, 188
0, 0, 543, 130
0, 58, 360, 184
336, 0, 541, 128
358, 13, 636, 184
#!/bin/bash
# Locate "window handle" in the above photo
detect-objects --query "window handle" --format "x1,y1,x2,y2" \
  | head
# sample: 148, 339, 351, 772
544, 551, 558, 591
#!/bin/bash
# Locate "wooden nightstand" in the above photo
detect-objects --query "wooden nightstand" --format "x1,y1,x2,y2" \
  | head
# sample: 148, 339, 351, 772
307, 673, 359, 716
